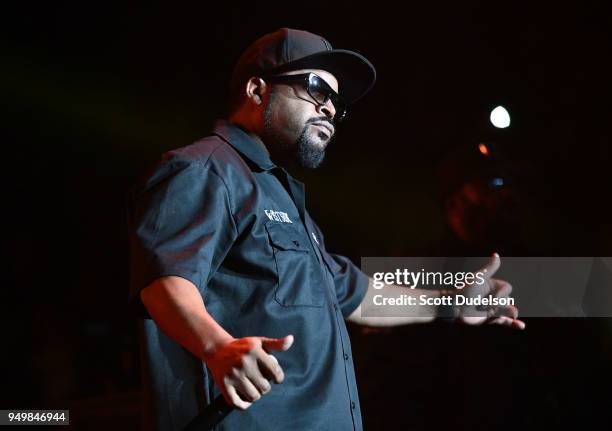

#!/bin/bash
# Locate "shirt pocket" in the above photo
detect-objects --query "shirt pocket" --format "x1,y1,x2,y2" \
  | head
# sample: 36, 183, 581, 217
265, 222, 324, 307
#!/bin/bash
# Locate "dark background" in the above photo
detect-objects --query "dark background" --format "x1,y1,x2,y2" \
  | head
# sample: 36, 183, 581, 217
3, 1, 612, 429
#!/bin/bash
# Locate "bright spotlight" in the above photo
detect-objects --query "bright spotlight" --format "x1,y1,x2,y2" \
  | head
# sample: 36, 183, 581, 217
490, 106, 510, 128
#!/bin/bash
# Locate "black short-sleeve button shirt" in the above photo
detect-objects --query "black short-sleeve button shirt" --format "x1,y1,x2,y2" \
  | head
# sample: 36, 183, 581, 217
128, 120, 369, 430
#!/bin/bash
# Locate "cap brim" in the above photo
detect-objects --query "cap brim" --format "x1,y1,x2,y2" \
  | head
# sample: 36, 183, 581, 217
270, 49, 376, 105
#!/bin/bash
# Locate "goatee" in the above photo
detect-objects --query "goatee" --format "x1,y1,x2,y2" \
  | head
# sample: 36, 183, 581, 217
295, 128, 326, 169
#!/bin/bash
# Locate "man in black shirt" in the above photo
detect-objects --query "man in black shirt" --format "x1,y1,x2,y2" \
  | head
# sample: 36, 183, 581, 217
128, 28, 524, 430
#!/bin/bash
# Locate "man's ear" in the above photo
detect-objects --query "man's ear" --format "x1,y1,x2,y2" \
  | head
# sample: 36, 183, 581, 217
245, 77, 268, 106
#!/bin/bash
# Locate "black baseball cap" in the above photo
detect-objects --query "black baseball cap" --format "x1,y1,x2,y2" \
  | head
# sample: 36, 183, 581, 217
230, 28, 376, 105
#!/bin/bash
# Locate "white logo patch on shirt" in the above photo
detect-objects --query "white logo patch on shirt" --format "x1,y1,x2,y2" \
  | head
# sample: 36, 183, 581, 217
264, 209, 293, 223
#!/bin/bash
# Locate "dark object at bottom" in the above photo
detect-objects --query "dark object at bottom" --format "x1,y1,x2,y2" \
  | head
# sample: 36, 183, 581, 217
183, 395, 233, 431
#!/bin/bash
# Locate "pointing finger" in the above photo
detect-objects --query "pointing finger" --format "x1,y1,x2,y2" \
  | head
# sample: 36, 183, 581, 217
479, 253, 501, 279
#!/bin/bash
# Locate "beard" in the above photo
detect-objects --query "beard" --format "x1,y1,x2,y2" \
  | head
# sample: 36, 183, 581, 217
263, 93, 328, 169
294, 127, 327, 169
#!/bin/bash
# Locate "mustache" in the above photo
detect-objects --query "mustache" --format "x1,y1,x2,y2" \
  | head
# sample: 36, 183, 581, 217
306, 117, 335, 127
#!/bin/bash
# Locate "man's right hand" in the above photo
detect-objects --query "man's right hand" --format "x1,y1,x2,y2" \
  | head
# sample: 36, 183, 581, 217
140, 277, 294, 410
204, 335, 294, 410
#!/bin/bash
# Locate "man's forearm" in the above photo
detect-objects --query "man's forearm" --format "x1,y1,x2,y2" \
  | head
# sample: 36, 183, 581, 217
140, 276, 234, 359
141, 276, 295, 409
347, 278, 443, 327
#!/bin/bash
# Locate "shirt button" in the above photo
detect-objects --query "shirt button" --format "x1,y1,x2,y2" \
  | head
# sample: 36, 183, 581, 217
351, 401, 356, 410
333, 304, 338, 311
344, 353, 349, 360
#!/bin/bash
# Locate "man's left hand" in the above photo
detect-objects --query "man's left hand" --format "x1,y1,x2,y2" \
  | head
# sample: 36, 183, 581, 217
456, 253, 526, 330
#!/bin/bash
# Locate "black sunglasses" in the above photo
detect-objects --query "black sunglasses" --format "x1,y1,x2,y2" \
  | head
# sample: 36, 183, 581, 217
263, 73, 347, 122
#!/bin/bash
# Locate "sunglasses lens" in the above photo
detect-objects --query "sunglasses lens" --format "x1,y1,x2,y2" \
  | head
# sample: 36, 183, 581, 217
307, 77, 329, 104
308, 75, 347, 121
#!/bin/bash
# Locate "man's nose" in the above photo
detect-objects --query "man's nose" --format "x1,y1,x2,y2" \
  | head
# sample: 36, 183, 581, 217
317, 99, 336, 121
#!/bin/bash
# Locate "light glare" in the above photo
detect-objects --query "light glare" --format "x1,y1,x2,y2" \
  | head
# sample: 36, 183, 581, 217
490, 106, 511, 128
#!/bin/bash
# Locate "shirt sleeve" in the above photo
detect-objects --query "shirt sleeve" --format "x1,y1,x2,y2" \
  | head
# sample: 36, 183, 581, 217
328, 253, 370, 318
127, 155, 237, 318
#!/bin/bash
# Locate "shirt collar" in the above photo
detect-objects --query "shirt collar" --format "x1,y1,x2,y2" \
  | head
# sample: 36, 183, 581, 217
213, 120, 276, 171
